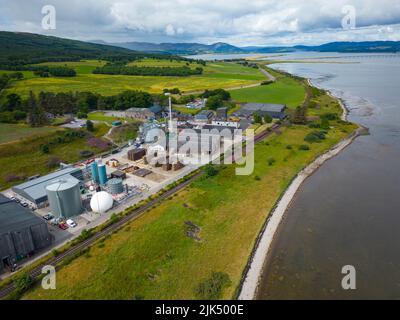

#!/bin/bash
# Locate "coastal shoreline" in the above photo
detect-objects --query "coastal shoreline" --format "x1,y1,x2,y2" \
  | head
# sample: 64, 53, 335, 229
238, 78, 360, 300
306, 78, 349, 121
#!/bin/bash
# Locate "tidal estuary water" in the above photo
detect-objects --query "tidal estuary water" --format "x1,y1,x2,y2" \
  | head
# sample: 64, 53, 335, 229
256, 53, 400, 299
192, 52, 400, 298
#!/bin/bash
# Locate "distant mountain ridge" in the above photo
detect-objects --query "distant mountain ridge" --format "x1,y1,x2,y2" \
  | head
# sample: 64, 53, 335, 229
91, 41, 246, 54
95, 40, 400, 54
0, 31, 175, 67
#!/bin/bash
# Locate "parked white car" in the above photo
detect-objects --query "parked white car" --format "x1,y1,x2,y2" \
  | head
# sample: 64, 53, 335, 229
66, 219, 77, 228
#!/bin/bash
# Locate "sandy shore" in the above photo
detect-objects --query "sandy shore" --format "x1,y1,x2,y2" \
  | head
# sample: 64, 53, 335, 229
238, 79, 360, 300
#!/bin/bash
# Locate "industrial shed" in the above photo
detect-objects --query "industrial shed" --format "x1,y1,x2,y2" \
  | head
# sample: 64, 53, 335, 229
236, 103, 287, 119
11, 167, 83, 207
0, 195, 53, 273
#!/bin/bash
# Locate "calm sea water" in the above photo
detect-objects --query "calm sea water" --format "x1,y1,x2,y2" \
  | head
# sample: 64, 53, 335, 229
256, 53, 400, 299
191, 52, 400, 298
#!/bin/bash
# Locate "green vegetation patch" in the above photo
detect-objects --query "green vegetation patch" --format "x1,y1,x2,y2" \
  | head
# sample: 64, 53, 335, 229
2, 61, 265, 97
0, 123, 59, 144
230, 76, 305, 108
109, 122, 141, 144
0, 124, 111, 190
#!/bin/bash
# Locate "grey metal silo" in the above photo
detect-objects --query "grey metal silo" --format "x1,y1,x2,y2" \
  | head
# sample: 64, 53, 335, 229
46, 178, 83, 218
107, 178, 124, 194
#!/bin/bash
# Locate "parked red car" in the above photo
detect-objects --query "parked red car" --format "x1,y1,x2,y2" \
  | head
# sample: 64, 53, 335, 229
58, 222, 69, 230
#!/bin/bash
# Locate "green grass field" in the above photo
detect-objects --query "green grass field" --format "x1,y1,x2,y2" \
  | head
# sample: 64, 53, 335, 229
87, 112, 142, 125
0, 123, 111, 190
3, 60, 265, 98
35, 60, 106, 74
173, 106, 202, 115
0, 123, 59, 144
87, 112, 122, 124
230, 76, 306, 108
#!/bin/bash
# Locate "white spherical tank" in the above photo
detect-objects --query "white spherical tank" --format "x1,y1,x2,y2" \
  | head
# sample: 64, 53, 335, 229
90, 191, 113, 213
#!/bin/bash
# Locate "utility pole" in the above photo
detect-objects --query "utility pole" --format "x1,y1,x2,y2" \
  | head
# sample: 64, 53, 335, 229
165, 92, 173, 133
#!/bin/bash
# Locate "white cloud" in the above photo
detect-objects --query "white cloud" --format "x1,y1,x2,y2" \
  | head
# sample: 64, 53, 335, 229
165, 24, 176, 36
0, 0, 399, 45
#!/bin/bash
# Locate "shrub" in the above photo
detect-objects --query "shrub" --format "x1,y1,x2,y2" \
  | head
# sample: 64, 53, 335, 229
52, 249, 60, 257
253, 112, 262, 124
47, 156, 61, 168
77, 112, 88, 119
299, 144, 310, 151
261, 80, 273, 86
321, 113, 339, 121
79, 150, 94, 157
308, 122, 321, 129
204, 164, 218, 177
304, 131, 326, 143
320, 118, 330, 130
78, 229, 93, 241
267, 158, 276, 166
286, 145, 293, 150
263, 113, 273, 124
86, 120, 94, 132
254, 175, 261, 181
40, 144, 50, 154
14, 273, 33, 295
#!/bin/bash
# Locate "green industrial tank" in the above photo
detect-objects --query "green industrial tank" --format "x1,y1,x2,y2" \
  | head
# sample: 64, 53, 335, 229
107, 178, 124, 194
46, 178, 83, 218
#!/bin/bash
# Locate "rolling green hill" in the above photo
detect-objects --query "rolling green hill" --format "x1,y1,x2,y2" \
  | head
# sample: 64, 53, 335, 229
0, 31, 172, 68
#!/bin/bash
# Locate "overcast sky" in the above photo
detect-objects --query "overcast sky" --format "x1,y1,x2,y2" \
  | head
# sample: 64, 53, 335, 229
1, 0, 400, 46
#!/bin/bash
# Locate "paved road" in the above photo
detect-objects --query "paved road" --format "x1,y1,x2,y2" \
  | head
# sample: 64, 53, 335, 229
258, 67, 276, 82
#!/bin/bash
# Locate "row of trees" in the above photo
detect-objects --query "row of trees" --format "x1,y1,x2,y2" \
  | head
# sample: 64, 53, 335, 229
0, 72, 24, 92
254, 112, 273, 124
0, 89, 156, 125
0, 73, 27, 123
93, 63, 203, 77
202, 89, 231, 110
31, 66, 76, 77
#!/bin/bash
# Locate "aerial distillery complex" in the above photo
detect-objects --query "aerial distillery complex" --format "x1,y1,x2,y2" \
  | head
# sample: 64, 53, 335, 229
0, 101, 286, 274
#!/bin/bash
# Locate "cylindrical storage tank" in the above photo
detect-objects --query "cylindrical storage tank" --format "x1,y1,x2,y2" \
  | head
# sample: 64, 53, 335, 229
90, 191, 113, 213
91, 161, 99, 183
46, 179, 83, 218
108, 178, 124, 194
98, 163, 108, 185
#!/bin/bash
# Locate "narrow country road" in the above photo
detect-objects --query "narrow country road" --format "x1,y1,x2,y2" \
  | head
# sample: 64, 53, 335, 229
258, 67, 276, 82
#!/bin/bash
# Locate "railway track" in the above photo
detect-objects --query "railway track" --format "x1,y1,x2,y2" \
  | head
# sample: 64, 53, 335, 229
0, 126, 277, 299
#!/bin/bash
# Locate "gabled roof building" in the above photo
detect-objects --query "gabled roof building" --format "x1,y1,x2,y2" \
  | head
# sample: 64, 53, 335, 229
12, 167, 83, 207
0, 194, 53, 273
235, 103, 287, 119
